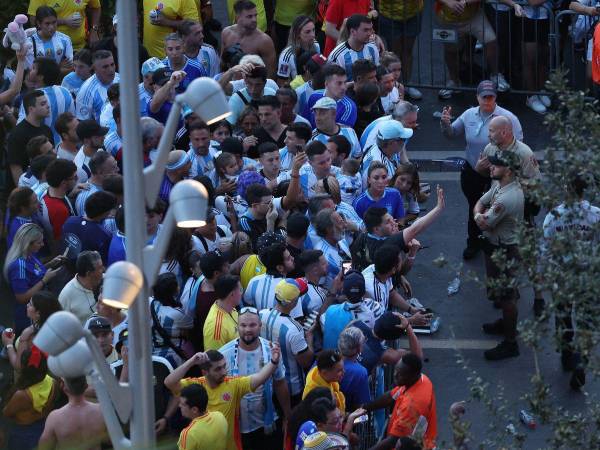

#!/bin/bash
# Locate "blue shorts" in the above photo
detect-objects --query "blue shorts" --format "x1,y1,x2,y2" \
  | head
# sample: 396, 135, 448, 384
379, 12, 423, 43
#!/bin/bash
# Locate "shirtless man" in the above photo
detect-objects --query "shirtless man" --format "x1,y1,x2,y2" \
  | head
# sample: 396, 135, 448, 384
221, 0, 276, 76
38, 377, 108, 450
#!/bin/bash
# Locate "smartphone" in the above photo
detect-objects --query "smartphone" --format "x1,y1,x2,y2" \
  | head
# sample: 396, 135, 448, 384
342, 261, 352, 275
354, 414, 369, 424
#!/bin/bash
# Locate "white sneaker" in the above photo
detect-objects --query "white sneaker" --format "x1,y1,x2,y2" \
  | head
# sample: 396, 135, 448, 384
492, 73, 510, 92
405, 87, 423, 100
539, 94, 551, 108
526, 95, 546, 114
439, 80, 458, 99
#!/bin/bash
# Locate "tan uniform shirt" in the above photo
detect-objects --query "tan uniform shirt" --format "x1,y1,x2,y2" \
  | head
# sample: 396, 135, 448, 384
482, 139, 541, 186
479, 180, 524, 245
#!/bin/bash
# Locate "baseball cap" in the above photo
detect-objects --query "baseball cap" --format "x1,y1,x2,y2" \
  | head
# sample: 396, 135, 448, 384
275, 278, 308, 304
312, 97, 337, 110
373, 312, 405, 341
141, 57, 166, 77
377, 120, 413, 141
76, 120, 109, 140
115, 329, 128, 353
477, 80, 497, 97
303, 431, 349, 450
87, 316, 112, 333
487, 150, 519, 169
343, 270, 365, 302
152, 68, 173, 86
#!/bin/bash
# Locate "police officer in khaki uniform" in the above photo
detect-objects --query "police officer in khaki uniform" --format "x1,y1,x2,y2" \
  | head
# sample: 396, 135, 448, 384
474, 151, 524, 361
477, 115, 546, 316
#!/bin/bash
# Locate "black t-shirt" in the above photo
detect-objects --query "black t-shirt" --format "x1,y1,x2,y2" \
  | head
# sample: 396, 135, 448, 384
350, 231, 407, 272
248, 126, 287, 159
5, 120, 54, 190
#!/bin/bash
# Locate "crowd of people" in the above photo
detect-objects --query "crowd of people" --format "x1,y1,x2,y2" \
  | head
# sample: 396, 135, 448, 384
0, 0, 596, 449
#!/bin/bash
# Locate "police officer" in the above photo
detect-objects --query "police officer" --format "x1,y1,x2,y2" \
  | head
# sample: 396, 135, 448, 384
473, 151, 524, 361
478, 115, 545, 316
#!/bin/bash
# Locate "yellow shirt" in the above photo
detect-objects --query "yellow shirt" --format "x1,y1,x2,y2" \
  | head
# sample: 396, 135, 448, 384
290, 75, 306, 90
142, 0, 199, 58
240, 254, 266, 290
180, 376, 253, 450
226, 0, 267, 32
274, 0, 314, 27
178, 411, 228, 450
302, 366, 346, 414
379, 0, 424, 21
203, 303, 238, 351
28, 0, 101, 50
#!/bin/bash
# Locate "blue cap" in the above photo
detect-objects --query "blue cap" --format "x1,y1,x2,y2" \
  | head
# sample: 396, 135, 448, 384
343, 270, 365, 302
377, 120, 413, 141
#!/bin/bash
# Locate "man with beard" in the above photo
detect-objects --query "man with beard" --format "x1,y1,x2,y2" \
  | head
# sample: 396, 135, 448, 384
218, 309, 291, 449
474, 151, 524, 361
221, 0, 276, 76
165, 345, 281, 450
186, 121, 216, 178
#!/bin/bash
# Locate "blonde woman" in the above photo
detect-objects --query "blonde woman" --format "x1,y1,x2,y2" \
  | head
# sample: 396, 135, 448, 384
4, 224, 64, 333
277, 15, 320, 84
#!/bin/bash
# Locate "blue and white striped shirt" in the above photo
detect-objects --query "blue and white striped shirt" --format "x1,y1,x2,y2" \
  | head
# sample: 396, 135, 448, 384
190, 44, 220, 77
61, 72, 86, 97
138, 82, 153, 117
187, 145, 217, 178
18, 85, 74, 144
360, 115, 391, 149
75, 183, 102, 216
338, 173, 363, 205
76, 73, 120, 121
104, 131, 122, 158
310, 125, 362, 158
298, 163, 341, 199
26, 31, 73, 69
244, 274, 304, 318
277, 42, 320, 79
336, 201, 365, 231
295, 80, 315, 115
328, 41, 380, 81
361, 144, 402, 188
314, 239, 344, 290
362, 264, 393, 312
260, 308, 308, 396
279, 146, 294, 171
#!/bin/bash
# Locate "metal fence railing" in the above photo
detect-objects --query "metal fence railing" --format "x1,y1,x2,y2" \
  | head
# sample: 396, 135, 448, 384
378, 0, 556, 96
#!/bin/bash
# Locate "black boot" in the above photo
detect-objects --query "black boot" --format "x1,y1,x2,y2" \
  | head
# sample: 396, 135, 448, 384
484, 340, 520, 360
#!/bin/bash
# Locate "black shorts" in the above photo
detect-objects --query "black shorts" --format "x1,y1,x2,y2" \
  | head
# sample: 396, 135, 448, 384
521, 17, 550, 43
482, 241, 520, 303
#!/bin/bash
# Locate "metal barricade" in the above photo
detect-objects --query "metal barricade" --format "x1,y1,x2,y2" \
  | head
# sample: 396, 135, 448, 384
554, 9, 598, 92
377, 0, 555, 96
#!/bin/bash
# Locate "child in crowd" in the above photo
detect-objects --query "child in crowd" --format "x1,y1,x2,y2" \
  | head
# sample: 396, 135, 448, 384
339, 158, 362, 205
380, 51, 405, 100
212, 152, 239, 195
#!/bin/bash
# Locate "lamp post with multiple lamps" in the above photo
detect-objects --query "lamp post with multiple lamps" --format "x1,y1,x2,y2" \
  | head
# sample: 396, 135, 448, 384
34, 1, 231, 449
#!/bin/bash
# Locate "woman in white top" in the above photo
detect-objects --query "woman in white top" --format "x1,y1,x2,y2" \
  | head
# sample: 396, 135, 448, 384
277, 16, 321, 85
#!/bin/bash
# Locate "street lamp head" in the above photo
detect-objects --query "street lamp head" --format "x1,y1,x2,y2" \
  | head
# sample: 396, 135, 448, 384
47, 338, 94, 378
176, 77, 230, 125
102, 261, 144, 309
170, 179, 209, 228
33, 311, 85, 356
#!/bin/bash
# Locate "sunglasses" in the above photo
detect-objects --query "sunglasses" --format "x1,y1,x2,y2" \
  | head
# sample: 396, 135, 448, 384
240, 306, 259, 315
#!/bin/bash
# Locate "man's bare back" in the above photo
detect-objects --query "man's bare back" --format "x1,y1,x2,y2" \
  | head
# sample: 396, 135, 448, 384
221, 24, 276, 75
39, 400, 107, 450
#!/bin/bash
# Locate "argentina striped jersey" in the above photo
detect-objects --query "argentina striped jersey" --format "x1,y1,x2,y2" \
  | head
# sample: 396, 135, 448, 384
277, 42, 320, 79
190, 44, 220, 77
76, 73, 120, 121
244, 274, 304, 318
328, 41, 380, 80
310, 125, 362, 158
26, 31, 73, 69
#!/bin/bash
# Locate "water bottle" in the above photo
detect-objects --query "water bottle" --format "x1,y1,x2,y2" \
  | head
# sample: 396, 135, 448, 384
519, 410, 536, 429
447, 277, 461, 296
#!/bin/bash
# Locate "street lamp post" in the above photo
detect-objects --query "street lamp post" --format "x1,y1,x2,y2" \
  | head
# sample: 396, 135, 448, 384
34, 2, 231, 447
